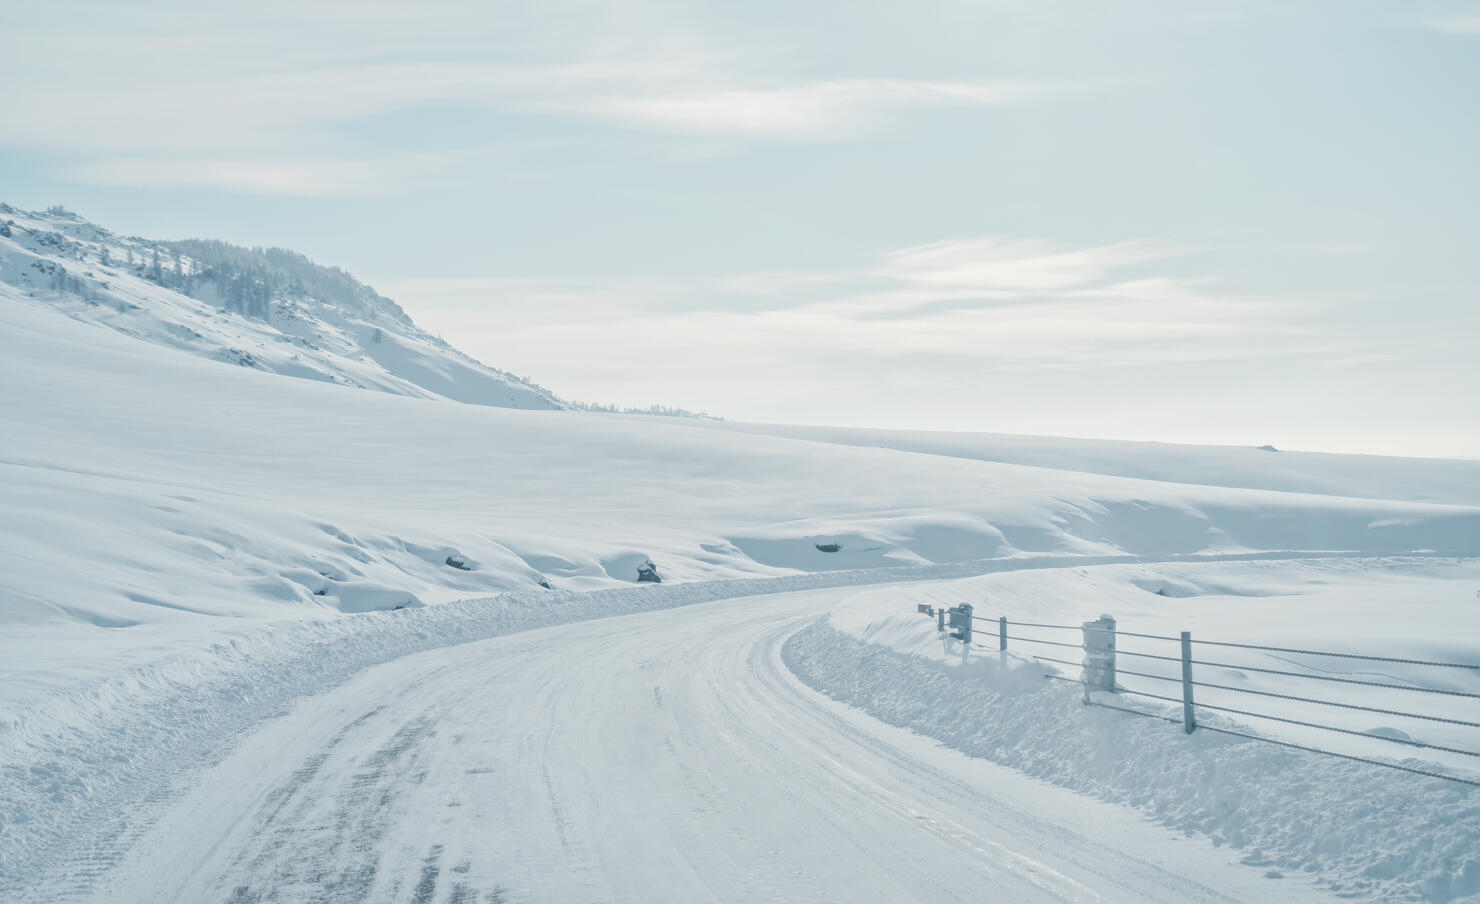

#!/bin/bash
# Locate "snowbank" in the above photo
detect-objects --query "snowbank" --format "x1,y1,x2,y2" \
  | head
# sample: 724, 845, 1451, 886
789, 557, 1480, 902
0, 556, 1196, 896
0, 570, 872, 895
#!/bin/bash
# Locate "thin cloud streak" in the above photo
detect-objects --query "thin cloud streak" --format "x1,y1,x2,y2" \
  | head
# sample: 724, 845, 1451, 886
2, 0, 1069, 195
1424, 17, 1480, 34
583, 80, 1058, 139
879, 238, 1178, 291
65, 151, 484, 198
386, 235, 1309, 387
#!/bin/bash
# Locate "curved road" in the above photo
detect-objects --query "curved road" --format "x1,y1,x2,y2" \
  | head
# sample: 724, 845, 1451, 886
82, 586, 1331, 903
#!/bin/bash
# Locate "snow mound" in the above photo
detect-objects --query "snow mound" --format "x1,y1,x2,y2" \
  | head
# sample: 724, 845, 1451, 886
600, 551, 662, 582
324, 582, 422, 613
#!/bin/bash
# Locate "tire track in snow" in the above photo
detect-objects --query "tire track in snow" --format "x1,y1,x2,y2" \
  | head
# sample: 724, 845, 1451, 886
52, 582, 1347, 902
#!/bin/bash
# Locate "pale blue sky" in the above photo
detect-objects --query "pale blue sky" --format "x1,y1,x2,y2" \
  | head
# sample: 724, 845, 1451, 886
3, 0, 1477, 455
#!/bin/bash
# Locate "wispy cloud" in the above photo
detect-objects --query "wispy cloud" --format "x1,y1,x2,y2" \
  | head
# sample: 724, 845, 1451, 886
878, 237, 1176, 292
382, 235, 1306, 399
0, 1, 1067, 195
1321, 353, 1399, 368
577, 80, 1055, 140
1423, 17, 1480, 34
65, 151, 480, 197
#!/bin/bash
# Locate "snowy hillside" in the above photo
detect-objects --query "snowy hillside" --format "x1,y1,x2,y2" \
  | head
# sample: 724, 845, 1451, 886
690, 421, 1480, 506
3, 229, 1480, 902
4, 287, 1478, 710
0, 204, 562, 409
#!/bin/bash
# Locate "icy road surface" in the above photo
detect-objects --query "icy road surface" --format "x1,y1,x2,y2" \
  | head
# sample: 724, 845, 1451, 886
81, 587, 1333, 903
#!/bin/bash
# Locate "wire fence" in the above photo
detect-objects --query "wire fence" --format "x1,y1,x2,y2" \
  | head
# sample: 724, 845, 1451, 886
915, 602, 1480, 788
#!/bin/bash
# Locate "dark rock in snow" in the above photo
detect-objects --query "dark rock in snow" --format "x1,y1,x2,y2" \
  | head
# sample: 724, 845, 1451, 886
1257, 445, 1279, 452
537, 578, 551, 589
444, 555, 471, 571
815, 543, 842, 553
636, 561, 661, 583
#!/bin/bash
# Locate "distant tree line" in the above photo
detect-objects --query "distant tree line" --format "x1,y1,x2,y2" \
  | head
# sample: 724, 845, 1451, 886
142, 239, 416, 325
570, 401, 722, 420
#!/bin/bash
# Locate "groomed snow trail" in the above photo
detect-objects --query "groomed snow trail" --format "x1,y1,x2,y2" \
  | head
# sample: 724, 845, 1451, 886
77, 586, 1333, 904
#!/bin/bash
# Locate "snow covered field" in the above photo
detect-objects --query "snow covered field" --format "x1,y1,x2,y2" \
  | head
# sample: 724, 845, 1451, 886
5, 289, 1476, 710
3, 213, 1480, 901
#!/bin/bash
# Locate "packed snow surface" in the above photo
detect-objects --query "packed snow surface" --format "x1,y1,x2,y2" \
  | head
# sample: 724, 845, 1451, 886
3, 208, 1479, 902
27, 586, 1346, 904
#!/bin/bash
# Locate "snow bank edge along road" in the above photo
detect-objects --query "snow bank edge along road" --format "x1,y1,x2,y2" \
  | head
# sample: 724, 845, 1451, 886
0, 552, 1250, 897
78, 585, 1342, 904
787, 560, 1480, 904
5, 553, 1472, 902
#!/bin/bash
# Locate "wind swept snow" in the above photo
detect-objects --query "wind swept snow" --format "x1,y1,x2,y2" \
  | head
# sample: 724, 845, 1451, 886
5, 287, 1477, 716
3, 205, 1479, 902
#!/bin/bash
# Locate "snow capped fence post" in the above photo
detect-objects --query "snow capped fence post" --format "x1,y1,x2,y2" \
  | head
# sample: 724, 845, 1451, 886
1082, 615, 1116, 702
999, 616, 1007, 652
949, 604, 972, 644
1180, 631, 1196, 734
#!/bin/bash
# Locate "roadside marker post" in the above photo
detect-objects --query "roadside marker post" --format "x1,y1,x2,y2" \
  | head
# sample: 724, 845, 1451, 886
948, 604, 973, 644
1082, 615, 1117, 702
1181, 631, 1197, 734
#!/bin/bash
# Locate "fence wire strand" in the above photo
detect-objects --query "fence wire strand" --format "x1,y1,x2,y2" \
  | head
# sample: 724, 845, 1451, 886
1191, 639, 1480, 670
1113, 688, 1480, 758
974, 613, 1480, 671
1004, 635, 1083, 650
1188, 659, 1480, 699
1188, 700, 1480, 759
1187, 679, 1480, 728
1084, 698, 1480, 787
1116, 666, 1184, 685
1033, 655, 1083, 670
921, 605, 1480, 788
1195, 724, 1480, 788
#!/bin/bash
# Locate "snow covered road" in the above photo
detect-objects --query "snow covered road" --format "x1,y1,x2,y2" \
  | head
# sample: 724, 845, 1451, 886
74, 586, 1333, 904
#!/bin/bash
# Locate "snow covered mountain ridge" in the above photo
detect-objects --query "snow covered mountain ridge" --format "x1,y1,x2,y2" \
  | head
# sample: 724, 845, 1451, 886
0, 203, 564, 409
